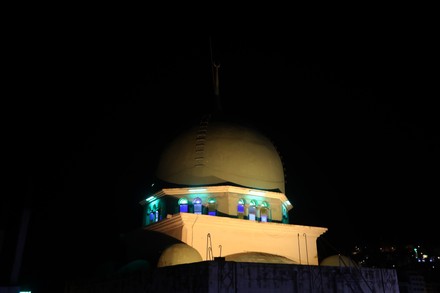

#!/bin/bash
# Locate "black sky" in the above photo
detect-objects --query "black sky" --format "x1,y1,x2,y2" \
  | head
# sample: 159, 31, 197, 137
4, 20, 439, 288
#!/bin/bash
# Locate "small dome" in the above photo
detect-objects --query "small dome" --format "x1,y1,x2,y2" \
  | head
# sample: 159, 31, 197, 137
157, 243, 203, 267
225, 252, 297, 264
320, 255, 359, 267
156, 121, 285, 193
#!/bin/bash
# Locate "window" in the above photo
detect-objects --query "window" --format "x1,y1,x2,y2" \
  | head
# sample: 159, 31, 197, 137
260, 207, 269, 222
150, 204, 159, 222
237, 198, 245, 219
193, 197, 202, 214
282, 205, 288, 223
249, 200, 257, 221
179, 198, 189, 213
208, 198, 217, 216
146, 203, 161, 224
260, 201, 270, 222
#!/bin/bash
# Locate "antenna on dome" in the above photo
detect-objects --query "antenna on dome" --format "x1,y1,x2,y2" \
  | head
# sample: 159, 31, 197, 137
209, 37, 223, 112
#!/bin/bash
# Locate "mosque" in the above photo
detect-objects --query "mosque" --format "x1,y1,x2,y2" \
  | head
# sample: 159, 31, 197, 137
100, 113, 400, 292
140, 115, 327, 267
63, 64, 400, 293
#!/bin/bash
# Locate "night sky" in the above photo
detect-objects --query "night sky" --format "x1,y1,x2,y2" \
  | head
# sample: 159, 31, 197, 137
4, 23, 439, 289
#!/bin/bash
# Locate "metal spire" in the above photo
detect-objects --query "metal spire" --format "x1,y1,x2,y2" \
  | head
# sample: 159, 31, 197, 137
210, 37, 223, 112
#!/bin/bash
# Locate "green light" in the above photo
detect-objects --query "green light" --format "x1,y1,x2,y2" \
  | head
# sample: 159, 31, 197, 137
178, 198, 188, 205
146, 196, 156, 202
208, 198, 216, 204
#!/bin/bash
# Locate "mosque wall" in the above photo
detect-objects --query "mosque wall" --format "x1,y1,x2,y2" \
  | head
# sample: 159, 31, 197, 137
66, 260, 398, 292
146, 213, 327, 265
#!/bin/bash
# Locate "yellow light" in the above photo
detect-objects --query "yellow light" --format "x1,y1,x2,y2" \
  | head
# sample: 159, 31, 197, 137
248, 190, 265, 196
188, 188, 207, 193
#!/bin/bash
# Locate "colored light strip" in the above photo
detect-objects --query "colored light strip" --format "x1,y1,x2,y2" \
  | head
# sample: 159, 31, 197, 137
248, 190, 265, 196
146, 196, 156, 202
188, 188, 207, 193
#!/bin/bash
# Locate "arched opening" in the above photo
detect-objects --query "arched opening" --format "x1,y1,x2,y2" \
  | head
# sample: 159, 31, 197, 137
207, 198, 217, 216
282, 205, 288, 223
237, 198, 245, 219
148, 204, 158, 223
249, 200, 257, 221
260, 201, 270, 222
193, 197, 202, 215
178, 198, 189, 213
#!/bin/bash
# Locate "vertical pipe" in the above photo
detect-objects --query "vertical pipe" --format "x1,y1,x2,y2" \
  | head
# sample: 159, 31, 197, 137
303, 233, 309, 265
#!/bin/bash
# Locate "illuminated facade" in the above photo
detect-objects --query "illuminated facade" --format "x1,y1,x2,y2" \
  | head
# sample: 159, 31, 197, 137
65, 117, 401, 292
139, 118, 328, 266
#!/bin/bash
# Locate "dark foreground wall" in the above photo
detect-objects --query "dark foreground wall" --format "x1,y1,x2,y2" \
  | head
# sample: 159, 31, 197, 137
66, 259, 400, 293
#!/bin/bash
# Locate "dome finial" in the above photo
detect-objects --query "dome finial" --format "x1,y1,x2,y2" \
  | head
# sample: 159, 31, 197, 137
210, 36, 223, 112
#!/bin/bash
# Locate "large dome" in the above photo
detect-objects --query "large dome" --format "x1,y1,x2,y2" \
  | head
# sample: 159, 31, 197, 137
156, 120, 285, 193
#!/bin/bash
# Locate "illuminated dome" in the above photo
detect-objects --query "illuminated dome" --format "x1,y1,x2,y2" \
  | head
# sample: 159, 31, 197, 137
157, 243, 203, 267
320, 255, 359, 267
156, 121, 285, 193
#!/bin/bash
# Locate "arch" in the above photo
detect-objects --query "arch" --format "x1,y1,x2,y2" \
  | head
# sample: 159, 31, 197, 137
237, 198, 245, 219
149, 204, 158, 223
260, 201, 270, 222
260, 207, 269, 222
282, 205, 288, 223
249, 200, 257, 221
193, 197, 202, 215
207, 198, 217, 216
146, 204, 160, 223
178, 198, 189, 213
